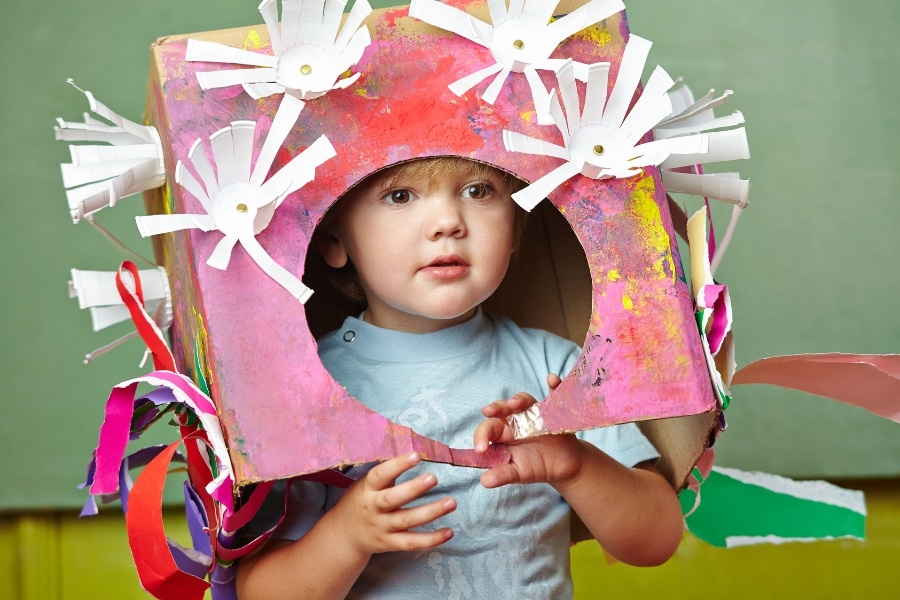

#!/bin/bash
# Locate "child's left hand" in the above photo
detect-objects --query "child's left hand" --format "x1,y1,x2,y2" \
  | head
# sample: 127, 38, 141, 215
474, 374, 586, 489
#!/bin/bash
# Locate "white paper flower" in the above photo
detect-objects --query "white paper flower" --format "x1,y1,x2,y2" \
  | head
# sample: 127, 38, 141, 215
654, 83, 751, 274
503, 35, 712, 211
135, 95, 336, 303
409, 0, 624, 115
69, 265, 172, 364
653, 85, 750, 209
186, 0, 372, 100
55, 80, 165, 223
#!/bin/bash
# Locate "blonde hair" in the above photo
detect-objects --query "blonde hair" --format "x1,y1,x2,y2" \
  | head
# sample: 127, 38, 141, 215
315, 157, 529, 302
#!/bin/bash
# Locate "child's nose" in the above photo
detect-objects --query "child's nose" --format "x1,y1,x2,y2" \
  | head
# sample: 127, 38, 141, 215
426, 194, 466, 240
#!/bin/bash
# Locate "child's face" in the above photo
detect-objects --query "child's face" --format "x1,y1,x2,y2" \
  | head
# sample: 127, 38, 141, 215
321, 160, 517, 333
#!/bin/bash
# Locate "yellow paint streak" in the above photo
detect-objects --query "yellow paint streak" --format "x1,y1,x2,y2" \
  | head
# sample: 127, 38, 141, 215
575, 26, 612, 47
520, 110, 536, 123
161, 183, 174, 214
607, 269, 620, 282
355, 88, 369, 97
629, 176, 675, 284
243, 30, 264, 50
191, 306, 211, 383
621, 293, 633, 311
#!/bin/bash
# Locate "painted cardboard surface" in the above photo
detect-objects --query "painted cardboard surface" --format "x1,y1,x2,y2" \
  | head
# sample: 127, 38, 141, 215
143, 0, 717, 486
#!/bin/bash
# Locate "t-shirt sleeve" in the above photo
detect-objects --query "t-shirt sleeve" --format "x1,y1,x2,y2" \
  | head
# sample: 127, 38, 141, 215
578, 422, 660, 468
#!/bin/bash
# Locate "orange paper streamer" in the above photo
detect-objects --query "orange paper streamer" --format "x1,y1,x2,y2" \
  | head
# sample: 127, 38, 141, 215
125, 439, 211, 600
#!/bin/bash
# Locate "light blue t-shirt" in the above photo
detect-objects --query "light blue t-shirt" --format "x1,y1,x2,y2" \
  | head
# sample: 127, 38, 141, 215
264, 309, 658, 599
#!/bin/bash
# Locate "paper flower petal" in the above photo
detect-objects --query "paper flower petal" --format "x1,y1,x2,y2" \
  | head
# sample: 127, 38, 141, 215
135, 95, 335, 303
55, 80, 166, 223
409, 0, 624, 108
69, 266, 173, 364
655, 85, 751, 209
504, 36, 708, 210
186, 0, 372, 100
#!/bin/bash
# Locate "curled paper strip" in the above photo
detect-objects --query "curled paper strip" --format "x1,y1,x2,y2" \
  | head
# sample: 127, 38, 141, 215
136, 95, 336, 303
687, 207, 734, 409
125, 438, 212, 600
69, 265, 172, 364
409, 0, 625, 116
186, 0, 372, 100
503, 36, 709, 210
114, 261, 176, 372
78, 445, 185, 517
55, 80, 165, 223
90, 370, 235, 517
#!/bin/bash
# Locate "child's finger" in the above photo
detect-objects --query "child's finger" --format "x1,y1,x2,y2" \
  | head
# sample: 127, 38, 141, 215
473, 418, 508, 452
479, 463, 521, 489
387, 497, 457, 533
481, 393, 537, 419
480, 399, 509, 418
547, 373, 562, 391
366, 452, 421, 491
376, 472, 440, 511
386, 527, 455, 552
506, 392, 538, 412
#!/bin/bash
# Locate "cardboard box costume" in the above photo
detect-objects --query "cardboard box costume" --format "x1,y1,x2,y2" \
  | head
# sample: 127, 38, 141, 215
63, 1, 898, 598
137, 0, 725, 494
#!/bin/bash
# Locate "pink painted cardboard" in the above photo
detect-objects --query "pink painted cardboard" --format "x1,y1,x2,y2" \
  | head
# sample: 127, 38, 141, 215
143, 0, 717, 486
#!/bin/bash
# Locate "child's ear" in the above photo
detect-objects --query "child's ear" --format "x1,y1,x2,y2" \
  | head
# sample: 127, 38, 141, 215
317, 231, 350, 269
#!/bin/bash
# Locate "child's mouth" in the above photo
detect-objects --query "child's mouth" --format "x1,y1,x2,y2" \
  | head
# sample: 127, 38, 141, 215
420, 256, 469, 279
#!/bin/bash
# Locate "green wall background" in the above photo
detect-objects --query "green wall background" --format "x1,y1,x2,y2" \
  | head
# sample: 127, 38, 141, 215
1, 0, 897, 512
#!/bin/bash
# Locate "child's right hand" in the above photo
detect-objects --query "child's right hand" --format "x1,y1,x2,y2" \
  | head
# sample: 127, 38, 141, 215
330, 452, 456, 559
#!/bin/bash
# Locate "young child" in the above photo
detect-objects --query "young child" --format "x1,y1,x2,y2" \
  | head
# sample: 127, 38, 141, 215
236, 157, 684, 599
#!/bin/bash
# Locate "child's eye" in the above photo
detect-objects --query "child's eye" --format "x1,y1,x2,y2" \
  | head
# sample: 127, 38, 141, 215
462, 183, 491, 200
383, 189, 413, 205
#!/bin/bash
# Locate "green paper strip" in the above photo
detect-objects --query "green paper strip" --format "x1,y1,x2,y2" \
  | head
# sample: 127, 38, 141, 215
684, 466, 866, 548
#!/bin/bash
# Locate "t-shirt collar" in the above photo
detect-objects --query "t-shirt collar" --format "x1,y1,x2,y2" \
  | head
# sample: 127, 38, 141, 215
330, 306, 490, 363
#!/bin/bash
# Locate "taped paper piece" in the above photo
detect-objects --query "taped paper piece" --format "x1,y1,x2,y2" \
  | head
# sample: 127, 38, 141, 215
186, 0, 372, 100
55, 80, 165, 223
136, 95, 336, 303
683, 466, 866, 548
504, 37, 709, 210
732, 353, 900, 424
507, 403, 544, 439
409, 0, 624, 115
687, 207, 735, 408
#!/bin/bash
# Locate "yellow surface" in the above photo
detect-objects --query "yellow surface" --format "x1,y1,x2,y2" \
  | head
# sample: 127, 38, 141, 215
573, 479, 899, 599
1, 480, 896, 599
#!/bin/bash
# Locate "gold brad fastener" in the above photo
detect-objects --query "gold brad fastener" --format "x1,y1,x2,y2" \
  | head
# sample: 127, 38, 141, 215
236, 203, 248, 213
593, 145, 605, 155
513, 40, 524, 50
300, 64, 312, 75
